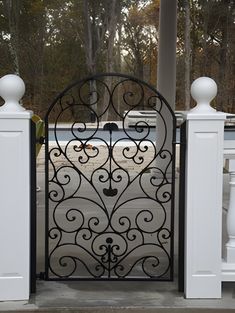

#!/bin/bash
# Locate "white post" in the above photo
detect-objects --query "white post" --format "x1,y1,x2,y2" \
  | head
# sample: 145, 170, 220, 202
184, 77, 226, 298
0, 74, 32, 301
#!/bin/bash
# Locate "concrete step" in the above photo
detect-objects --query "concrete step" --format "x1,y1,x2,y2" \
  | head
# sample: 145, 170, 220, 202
1, 281, 235, 313
1, 308, 235, 313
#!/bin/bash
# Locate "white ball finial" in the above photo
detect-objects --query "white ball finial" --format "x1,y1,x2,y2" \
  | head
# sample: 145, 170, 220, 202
0, 74, 25, 112
190, 77, 217, 114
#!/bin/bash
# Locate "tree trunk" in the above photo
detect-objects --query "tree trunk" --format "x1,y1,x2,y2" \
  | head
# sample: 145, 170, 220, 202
102, 0, 118, 121
3, 0, 20, 75
217, 1, 229, 112
33, 9, 46, 112
83, 0, 94, 74
201, 0, 210, 75
184, 0, 191, 110
116, 20, 122, 115
82, 0, 97, 121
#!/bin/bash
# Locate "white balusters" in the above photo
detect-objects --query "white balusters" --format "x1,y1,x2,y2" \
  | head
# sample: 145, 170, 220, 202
226, 169, 235, 262
222, 156, 235, 281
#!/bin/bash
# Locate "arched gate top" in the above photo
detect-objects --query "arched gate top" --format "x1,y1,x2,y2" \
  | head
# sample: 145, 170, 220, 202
44, 72, 176, 124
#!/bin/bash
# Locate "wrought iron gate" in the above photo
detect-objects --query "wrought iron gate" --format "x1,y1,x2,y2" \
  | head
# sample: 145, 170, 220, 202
44, 73, 176, 281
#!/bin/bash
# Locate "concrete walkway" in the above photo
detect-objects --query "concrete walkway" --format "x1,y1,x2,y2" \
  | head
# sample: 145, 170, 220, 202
1, 279, 235, 312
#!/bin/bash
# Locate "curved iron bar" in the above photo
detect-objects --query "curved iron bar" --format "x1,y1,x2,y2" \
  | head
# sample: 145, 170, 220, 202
51, 104, 109, 217
49, 245, 107, 278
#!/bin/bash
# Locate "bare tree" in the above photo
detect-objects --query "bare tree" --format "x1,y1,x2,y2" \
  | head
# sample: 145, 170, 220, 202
81, 0, 120, 121
184, 0, 191, 110
217, 0, 230, 111
82, 0, 110, 121
3, 0, 20, 75
83, 0, 95, 74
102, 0, 119, 121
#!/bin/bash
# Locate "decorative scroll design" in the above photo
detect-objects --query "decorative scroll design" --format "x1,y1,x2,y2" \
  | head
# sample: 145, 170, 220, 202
45, 73, 176, 280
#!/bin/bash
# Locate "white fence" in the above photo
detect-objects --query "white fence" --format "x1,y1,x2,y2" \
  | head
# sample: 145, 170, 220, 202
222, 143, 235, 281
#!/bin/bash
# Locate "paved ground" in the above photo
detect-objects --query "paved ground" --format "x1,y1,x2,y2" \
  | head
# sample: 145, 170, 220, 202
1, 279, 235, 311
0, 145, 234, 311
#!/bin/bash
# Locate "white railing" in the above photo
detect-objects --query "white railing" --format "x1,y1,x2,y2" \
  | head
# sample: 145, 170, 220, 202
123, 110, 184, 127
222, 143, 235, 281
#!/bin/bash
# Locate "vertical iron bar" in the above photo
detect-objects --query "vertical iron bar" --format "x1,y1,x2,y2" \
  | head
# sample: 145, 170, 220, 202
30, 120, 37, 293
170, 117, 177, 281
178, 121, 186, 292
44, 117, 49, 279
108, 244, 111, 278
109, 127, 112, 190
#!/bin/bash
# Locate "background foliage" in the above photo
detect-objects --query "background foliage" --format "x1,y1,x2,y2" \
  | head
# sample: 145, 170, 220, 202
0, 0, 234, 117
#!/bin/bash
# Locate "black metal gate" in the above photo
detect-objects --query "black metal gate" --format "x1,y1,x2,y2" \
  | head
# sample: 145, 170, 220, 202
44, 73, 176, 281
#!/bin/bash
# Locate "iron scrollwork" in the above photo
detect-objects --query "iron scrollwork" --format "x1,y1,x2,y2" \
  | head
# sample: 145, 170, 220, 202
45, 73, 176, 280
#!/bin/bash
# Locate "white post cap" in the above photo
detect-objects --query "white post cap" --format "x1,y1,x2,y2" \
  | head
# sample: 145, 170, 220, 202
0, 74, 25, 112
190, 77, 217, 114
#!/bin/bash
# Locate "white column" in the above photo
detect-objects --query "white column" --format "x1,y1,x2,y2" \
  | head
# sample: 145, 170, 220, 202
0, 74, 32, 301
155, 0, 177, 166
157, 0, 177, 108
184, 77, 226, 298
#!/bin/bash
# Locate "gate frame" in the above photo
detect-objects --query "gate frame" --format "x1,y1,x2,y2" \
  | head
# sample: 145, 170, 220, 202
43, 72, 177, 282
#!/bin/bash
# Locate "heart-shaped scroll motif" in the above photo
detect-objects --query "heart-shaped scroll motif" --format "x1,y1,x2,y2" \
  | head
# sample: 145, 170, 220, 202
49, 114, 171, 201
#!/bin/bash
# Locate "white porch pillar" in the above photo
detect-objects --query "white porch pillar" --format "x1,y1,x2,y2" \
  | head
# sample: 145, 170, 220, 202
184, 77, 226, 298
0, 74, 32, 301
155, 0, 177, 163
157, 0, 177, 108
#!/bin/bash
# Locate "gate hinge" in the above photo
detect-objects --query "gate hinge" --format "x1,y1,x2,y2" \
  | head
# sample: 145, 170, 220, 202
36, 272, 46, 280
36, 136, 45, 145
